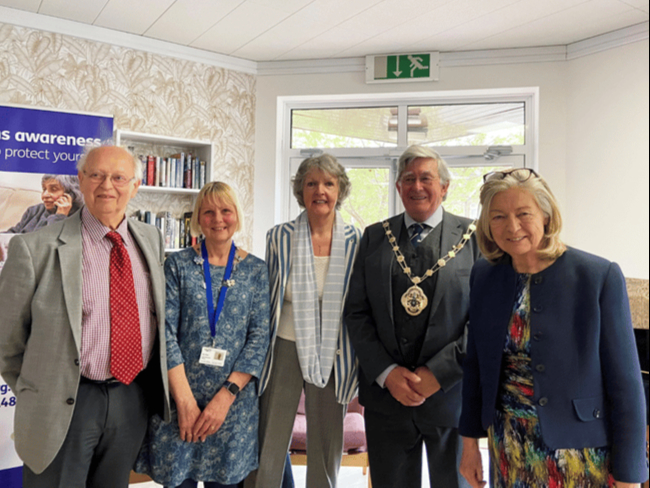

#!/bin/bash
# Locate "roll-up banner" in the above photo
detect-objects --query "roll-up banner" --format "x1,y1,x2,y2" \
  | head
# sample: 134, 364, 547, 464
0, 104, 113, 487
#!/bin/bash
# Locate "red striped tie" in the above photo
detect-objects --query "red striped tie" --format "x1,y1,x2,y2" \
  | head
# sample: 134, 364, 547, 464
106, 231, 143, 385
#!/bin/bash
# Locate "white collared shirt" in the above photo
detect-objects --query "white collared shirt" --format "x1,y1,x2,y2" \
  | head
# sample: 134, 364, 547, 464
404, 205, 444, 240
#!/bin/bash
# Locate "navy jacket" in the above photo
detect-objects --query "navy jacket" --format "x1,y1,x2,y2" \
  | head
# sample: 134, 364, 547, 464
459, 248, 647, 482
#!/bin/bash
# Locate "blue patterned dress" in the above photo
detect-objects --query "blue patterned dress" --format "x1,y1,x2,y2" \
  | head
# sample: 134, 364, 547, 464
488, 273, 613, 488
135, 246, 270, 486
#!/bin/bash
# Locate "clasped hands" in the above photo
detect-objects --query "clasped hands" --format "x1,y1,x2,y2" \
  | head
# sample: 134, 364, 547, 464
385, 365, 441, 407
176, 388, 235, 443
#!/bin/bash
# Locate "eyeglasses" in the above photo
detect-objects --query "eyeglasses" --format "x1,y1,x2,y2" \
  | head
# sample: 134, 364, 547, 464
83, 171, 137, 187
483, 167, 539, 183
400, 174, 438, 186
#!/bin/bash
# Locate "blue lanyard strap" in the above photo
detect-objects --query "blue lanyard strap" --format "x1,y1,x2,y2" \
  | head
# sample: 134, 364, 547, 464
202, 240, 237, 338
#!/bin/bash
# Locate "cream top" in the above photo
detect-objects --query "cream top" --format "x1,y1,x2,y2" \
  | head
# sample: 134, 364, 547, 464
277, 255, 330, 342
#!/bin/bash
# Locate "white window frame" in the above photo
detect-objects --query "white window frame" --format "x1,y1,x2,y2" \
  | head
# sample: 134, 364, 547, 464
277, 87, 539, 223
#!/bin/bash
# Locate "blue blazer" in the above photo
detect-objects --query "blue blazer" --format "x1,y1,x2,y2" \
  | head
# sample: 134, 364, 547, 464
258, 218, 362, 404
459, 248, 647, 482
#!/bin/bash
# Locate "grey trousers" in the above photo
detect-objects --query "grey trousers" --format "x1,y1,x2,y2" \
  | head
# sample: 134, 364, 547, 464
23, 377, 148, 488
244, 338, 345, 488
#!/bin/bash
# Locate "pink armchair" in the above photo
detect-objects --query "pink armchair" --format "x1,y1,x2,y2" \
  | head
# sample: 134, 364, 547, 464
290, 391, 371, 487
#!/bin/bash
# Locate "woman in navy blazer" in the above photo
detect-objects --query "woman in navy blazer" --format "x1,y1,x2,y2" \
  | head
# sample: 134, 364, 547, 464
459, 168, 646, 488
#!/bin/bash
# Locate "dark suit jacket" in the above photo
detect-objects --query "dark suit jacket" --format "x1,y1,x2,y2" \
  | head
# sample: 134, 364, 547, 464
345, 211, 480, 426
0, 210, 171, 474
459, 248, 647, 483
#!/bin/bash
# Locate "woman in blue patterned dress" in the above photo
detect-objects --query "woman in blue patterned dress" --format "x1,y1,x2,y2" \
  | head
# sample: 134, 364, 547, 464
135, 181, 270, 488
459, 169, 647, 488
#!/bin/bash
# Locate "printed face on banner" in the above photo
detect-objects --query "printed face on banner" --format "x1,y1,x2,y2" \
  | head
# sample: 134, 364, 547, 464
41, 179, 66, 211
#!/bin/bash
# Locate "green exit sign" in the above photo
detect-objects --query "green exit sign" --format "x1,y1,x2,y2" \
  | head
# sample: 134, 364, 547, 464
366, 52, 439, 84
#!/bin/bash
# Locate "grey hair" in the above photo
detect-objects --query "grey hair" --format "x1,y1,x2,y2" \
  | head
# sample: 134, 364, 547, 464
41, 174, 84, 210
292, 154, 351, 209
477, 169, 566, 263
76, 144, 143, 182
398, 145, 452, 186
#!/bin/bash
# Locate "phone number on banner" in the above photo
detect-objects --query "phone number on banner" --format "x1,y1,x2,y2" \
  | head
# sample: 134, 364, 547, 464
0, 384, 16, 407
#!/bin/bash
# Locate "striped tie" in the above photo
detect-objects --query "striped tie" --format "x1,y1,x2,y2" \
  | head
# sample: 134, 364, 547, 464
410, 223, 426, 248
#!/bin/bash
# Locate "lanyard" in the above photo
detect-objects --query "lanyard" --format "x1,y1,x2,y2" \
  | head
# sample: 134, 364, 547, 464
202, 240, 236, 339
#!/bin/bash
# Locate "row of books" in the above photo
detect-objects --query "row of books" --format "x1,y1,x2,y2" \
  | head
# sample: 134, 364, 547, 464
139, 153, 207, 190
132, 210, 198, 250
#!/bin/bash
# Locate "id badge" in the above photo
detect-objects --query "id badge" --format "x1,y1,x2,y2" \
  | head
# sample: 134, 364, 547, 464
199, 347, 228, 367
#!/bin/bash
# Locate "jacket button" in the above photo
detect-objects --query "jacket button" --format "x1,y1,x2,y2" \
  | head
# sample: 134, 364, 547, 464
535, 364, 546, 372
66, 398, 75, 405
533, 305, 543, 313
538, 397, 548, 406
533, 276, 543, 284
593, 409, 601, 418
74, 359, 80, 366
533, 333, 543, 341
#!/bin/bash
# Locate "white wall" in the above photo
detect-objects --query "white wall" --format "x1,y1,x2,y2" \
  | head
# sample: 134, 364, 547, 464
254, 41, 649, 280
565, 40, 649, 279
254, 59, 569, 256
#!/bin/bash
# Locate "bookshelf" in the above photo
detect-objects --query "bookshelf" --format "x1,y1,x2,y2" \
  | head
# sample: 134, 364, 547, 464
114, 130, 212, 252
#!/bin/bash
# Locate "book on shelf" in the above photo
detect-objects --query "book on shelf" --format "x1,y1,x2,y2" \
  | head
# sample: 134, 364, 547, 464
138, 155, 147, 185
192, 158, 199, 189
135, 151, 205, 190
131, 210, 194, 251
157, 157, 165, 187
200, 159, 206, 187
182, 211, 197, 248
184, 156, 192, 189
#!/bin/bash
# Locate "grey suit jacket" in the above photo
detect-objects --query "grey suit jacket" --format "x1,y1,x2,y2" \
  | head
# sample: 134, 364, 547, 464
345, 210, 480, 426
0, 210, 170, 474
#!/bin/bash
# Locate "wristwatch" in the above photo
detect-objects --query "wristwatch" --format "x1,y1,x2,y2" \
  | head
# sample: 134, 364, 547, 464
223, 381, 240, 397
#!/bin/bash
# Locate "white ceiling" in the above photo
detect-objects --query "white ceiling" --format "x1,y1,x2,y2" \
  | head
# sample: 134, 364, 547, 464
0, 0, 648, 62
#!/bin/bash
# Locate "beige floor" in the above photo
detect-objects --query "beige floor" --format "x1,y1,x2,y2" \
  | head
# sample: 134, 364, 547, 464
131, 465, 371, 488
130, 447, 489, 488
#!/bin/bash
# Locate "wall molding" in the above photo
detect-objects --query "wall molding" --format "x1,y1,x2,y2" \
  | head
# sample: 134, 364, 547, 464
567, 21, 649, 60
256, 57, 365, 76
1, 6, 647, 76
0, 6, 257, 75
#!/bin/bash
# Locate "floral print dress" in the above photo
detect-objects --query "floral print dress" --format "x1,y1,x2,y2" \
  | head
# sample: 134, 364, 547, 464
488, 273, 613, 488
135, 247, 270, 487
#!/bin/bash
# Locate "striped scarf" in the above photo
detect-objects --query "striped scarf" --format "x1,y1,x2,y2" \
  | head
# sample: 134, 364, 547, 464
291, 210, 346, 388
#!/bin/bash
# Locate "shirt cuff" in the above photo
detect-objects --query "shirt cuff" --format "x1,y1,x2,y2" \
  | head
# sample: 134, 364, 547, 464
376, 363, 398, 388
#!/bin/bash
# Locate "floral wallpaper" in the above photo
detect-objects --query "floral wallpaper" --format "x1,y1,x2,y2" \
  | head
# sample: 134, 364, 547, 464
0, 22, 256, 249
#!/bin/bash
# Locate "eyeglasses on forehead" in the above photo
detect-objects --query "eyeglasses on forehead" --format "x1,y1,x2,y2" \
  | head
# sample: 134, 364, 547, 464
483, 167, 539, 183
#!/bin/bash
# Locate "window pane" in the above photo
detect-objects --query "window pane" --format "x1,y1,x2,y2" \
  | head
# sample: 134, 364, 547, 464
292, 108, 398, 149
407, 103, 525, 146
444, 165, 513, 218
340, 168, 390, 229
